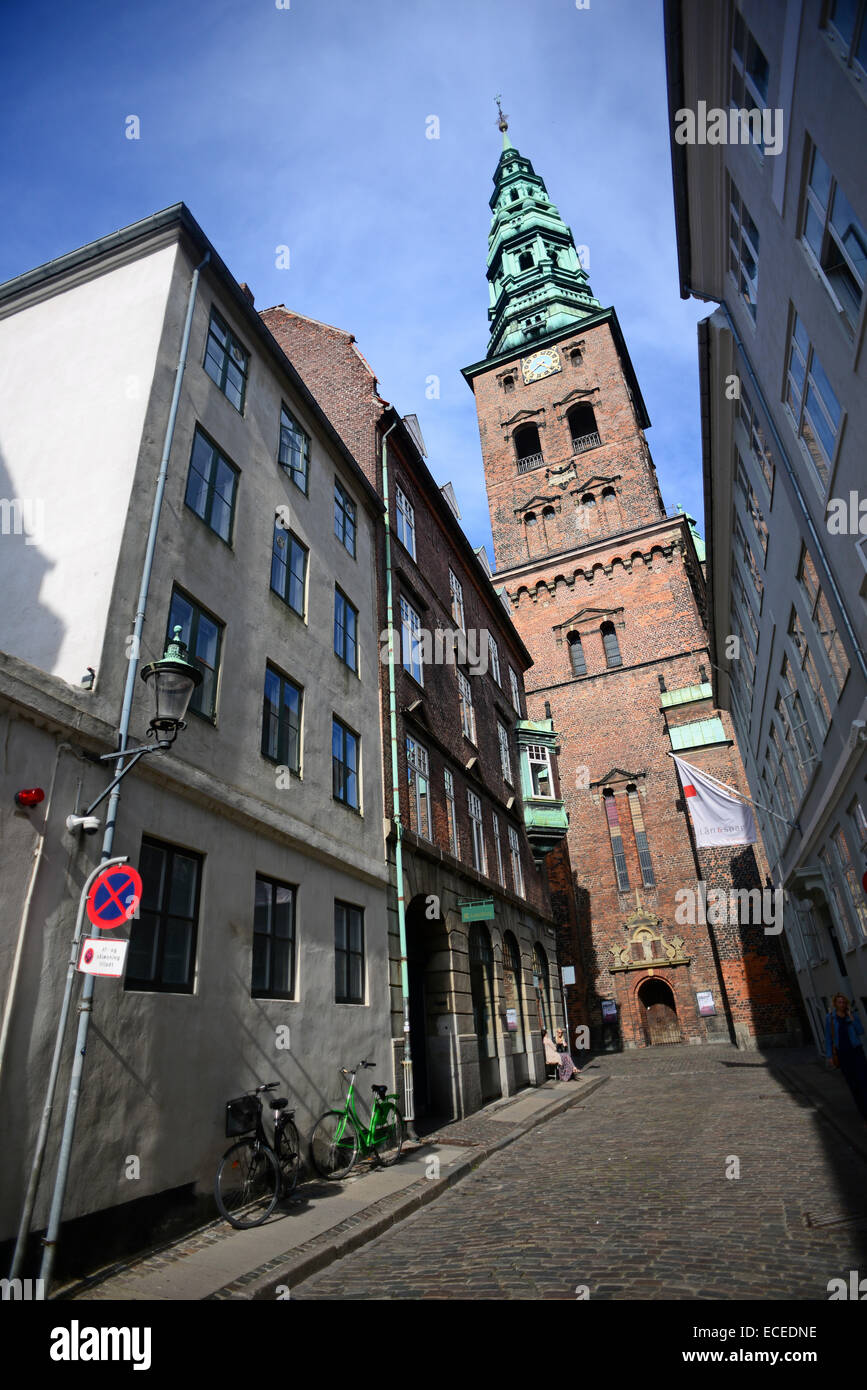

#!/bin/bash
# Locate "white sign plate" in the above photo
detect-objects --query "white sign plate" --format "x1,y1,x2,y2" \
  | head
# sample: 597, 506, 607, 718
78, 937, 129, 978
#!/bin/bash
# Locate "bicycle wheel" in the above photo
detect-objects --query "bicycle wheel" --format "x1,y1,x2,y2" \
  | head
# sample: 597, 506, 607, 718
310, 1110, 359, 1179
276, 1118, 301, 1195
215, 1139, 280, 1228
370, 1103, 403, 1167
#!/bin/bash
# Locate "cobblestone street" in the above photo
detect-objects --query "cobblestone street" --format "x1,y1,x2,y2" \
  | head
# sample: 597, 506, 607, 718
291, 1046, 867, 1300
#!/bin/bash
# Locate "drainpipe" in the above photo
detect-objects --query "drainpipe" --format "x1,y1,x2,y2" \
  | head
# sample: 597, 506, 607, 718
381, 419, 416, 1141
37, 249, 210, 1291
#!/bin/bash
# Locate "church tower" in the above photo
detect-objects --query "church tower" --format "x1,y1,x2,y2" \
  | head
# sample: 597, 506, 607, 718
463, 112, 802, 1050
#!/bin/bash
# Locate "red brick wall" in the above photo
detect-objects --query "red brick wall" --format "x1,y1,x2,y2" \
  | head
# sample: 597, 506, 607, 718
470, 321, 666, 573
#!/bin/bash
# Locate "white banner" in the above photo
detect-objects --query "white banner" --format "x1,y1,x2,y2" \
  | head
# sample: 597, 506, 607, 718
672, 755, 757, 846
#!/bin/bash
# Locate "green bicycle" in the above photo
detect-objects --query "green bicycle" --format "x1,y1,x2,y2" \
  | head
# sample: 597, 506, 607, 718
309, 1059, 403, 1179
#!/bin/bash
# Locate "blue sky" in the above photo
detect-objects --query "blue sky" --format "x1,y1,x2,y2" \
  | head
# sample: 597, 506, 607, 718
1, 0, 712, 564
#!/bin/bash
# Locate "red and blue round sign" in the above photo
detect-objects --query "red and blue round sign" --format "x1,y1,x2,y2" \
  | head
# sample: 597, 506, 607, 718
86, 865, 143, 930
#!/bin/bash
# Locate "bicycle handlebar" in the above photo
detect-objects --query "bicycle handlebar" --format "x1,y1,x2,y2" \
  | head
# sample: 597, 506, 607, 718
341, 1060, 376, 1078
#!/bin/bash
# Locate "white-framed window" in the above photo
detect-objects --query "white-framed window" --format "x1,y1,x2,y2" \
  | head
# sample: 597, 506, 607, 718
449, 568, 465, 632
492, 812, 505, 887
729, 178, 760, 320
444, 768, 460, 859
801, 140, 867, 333
457, 670, 477, 743
488, 634, 501, 685
819, 845, 855, 950
395, 484, 416, 559
508, 825, 525, 898
468, 790, 487, 875
400, 595, 424, 685
830, 825, 867, 941
525, 743, 554, 798
730, 12, 769, 153
509, 667, 522, 715
406, 736, 432, 841
785, 310, 842, 493
497, 722, 513, 784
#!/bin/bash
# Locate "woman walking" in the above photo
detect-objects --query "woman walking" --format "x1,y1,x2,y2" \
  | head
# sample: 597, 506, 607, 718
825, 994, 867, 1123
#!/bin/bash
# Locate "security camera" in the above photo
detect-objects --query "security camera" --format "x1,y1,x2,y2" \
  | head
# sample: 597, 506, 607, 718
66, 814, 101, 835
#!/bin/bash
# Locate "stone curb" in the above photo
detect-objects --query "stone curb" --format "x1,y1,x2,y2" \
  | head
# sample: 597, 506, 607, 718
773, 1062, 867, 1164
207, 1075, 609, 1300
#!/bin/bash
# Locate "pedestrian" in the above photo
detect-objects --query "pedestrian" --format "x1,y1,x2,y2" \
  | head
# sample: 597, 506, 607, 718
555, 1026, 581, 1081
825, 993, 867, 1123
542, 1027, 561, 1079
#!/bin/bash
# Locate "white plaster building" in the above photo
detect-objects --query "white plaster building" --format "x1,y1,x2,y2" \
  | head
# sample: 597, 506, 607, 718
665, 0, 867, 1047
0, 205, 391, 1268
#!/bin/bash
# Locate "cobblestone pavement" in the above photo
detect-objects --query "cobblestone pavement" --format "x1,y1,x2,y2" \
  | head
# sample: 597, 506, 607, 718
291, 1045, 867, 1300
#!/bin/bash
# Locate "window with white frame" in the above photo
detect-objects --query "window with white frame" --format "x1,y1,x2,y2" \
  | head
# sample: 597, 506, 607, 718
444, 768, 460, 859
497, 722, 513, 784
449, 568, 465, 631
785, 310, 842, 492
508, 824, 525, 898
830, 825, 867, 941
819, 845, 855, 950
395, 484, 416, 559
406, 736, 432, 841
492, 812, 505, 886
801, 140, 867, 332
509, 667, 522, 715
467, 790, 487, 875
525, 743, 554, 798
400, 595, 424, 684
488, 634, 501, 685
457, 669, 476, 743
824, 0, 867, 75
730, 12, 769, 152
729, 178, 760, 320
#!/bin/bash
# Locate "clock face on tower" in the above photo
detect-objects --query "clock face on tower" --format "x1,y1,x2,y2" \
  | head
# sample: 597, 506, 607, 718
521, 346, 561, 383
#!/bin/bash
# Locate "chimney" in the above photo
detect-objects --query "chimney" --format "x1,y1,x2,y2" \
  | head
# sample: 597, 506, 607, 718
239, 282, 255, 306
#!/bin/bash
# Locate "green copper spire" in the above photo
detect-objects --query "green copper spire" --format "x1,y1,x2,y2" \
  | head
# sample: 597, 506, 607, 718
485, 117, 601, 359
677, 504, 706, 563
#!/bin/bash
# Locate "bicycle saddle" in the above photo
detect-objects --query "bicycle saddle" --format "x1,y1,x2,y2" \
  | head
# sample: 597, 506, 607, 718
371, 1084, 387, 1098
270, 1097, 289, 1110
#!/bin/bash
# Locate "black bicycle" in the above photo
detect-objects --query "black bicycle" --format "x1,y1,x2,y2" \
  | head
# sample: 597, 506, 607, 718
214, 1082, 301, 1229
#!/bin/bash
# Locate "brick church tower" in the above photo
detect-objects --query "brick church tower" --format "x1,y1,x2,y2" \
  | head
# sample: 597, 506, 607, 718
462, 114, 803, 1050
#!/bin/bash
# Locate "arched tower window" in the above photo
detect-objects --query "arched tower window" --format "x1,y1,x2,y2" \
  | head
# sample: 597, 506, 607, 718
515, 424, 543, 472
567, 631, 586, 677
509, 188, 519, 202
580, 492, 596, 511
568, 403, 600, 453
502, 375, 515, 393
601, 485, 621, 526
518, 251, 533, 271
601, 621, 622, 668
570, 347, 582, 365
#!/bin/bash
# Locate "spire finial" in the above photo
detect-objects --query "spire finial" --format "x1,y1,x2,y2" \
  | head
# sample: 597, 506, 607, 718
495, 94, 512, 149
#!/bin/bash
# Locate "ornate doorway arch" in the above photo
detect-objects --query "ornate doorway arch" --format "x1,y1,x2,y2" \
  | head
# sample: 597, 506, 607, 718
636, 976, 682, 1046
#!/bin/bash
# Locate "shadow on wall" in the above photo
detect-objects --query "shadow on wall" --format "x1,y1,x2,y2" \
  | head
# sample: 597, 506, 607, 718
0, 443, 66, 671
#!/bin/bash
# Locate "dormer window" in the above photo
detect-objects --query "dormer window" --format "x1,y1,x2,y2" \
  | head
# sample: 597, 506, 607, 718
570, 347, 583, 365
502, 375, 515, 393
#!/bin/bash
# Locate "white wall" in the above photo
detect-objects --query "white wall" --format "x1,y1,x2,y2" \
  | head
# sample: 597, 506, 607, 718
0, 246, 178, 683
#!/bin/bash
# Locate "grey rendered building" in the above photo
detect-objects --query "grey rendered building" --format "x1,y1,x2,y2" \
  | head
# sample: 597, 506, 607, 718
0, 206, 391, 1256
664, 0, 867, 1047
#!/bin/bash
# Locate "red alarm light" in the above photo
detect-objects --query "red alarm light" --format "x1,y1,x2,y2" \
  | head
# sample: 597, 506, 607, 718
15, 788, 45, 808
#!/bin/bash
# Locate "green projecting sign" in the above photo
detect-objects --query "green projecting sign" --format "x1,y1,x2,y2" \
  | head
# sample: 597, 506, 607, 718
459, 899, 495, 923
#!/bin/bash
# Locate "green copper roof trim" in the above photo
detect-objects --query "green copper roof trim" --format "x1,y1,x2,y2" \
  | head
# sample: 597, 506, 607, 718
677, 504, 707, 563
660, 682, 713, 709
669, 717, 727, 750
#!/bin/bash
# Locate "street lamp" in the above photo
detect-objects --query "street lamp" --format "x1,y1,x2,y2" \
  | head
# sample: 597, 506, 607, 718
140, 625, 202, 739
65, 629, 201, 833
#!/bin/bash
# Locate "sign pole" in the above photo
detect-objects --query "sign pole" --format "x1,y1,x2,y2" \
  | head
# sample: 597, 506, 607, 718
9, 857, 127, 1281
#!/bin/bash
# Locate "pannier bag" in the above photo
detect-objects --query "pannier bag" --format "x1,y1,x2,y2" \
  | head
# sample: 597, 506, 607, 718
225, 1094, 261, 1138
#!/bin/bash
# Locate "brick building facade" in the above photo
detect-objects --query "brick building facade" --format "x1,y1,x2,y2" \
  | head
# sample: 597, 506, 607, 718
261, 307, 573, 1116
462, 123, 803, 1050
